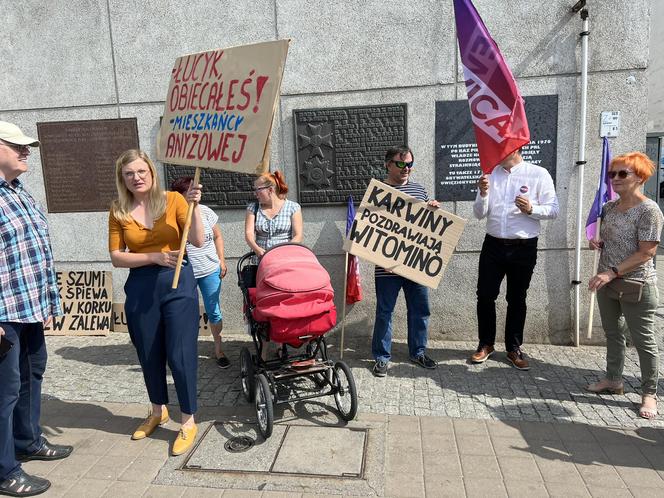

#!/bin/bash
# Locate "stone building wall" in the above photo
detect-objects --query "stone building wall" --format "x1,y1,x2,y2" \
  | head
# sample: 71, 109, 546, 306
0, 0, 651, 344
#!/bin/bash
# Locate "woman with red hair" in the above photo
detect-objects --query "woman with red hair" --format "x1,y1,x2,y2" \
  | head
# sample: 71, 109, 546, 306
244, 170, 303, 256
587, 152, 663, 419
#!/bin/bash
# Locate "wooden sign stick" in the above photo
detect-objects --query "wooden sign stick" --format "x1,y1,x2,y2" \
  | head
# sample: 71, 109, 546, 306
172, 167, 201, 289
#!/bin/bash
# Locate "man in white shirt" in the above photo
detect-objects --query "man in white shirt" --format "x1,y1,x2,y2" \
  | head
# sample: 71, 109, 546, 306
470, 149, 559, 370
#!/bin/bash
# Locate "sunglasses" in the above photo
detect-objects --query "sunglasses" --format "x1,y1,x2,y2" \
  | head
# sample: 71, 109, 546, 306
1, 141, 30, 154
608, 170, 632, 179
390, 160, 414, 170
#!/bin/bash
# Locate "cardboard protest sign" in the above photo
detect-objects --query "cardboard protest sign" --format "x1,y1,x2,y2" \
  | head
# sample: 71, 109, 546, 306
112, 303, 212, 336
44, 271, 112, 336
343, 180, 466, 289
157, 40, 289, 174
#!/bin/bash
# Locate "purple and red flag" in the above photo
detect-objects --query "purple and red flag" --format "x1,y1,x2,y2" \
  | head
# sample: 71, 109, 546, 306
345, 196, 362, 305
585, 137, 616, 241
453, 0, 530, 174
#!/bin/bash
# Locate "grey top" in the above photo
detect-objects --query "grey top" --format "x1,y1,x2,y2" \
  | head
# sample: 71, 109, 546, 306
598, 198, 664, 282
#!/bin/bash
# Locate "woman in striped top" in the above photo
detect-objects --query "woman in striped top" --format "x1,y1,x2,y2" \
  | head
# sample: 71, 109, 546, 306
171, 177, 229, 370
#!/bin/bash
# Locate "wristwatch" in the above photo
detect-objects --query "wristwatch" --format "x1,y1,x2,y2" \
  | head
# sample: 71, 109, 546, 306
610, 266, 621, 278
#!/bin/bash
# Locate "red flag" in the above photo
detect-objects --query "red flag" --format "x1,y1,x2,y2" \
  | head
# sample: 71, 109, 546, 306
345, 196, 362, 304
453, 0, 530, 174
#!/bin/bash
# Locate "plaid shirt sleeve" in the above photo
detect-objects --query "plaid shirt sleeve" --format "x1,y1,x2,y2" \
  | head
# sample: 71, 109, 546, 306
0, 180, 62, 323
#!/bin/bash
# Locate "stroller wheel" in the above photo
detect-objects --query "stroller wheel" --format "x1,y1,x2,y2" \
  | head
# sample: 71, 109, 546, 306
240, 347, 255, 402
255, 373, 274, 439
332, 361, 358, 421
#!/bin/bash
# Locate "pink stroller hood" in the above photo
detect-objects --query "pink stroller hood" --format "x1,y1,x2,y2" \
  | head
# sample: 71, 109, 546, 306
254, 244, 335, 323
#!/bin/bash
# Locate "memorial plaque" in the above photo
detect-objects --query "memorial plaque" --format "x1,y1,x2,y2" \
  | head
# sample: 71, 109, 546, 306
164, 164, 256, 208
37, 118, 139, 213
435, 95, 558, 201
293, 104, 408, 205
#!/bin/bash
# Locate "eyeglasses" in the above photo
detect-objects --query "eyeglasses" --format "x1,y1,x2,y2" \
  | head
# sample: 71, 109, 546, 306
1, 141, 30, 154
390, 160, 414, 170
608, 170, 632, 179
253, 185, 271, 193
123, 169, 150, 180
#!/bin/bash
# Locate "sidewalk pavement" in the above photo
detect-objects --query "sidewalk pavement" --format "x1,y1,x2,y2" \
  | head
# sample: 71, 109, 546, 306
24, 332, 664, 497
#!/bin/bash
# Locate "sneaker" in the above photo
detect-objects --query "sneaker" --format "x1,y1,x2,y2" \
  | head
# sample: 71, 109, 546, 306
506, 349, 530, 371
410, 354, 437, 369
372, 360, 388, 377
470, 344, 495, 363
216, 355, 230, 369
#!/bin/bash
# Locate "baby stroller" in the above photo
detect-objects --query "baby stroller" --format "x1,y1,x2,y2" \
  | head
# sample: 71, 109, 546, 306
237, 243, 358, 438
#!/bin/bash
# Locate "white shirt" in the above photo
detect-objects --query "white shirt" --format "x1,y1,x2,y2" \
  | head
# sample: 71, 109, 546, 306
473, 161, 559, 239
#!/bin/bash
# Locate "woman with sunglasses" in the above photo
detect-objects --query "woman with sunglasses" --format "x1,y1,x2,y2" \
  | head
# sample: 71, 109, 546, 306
109, 149, 204, 454
244, 170, 303, 257
587, 152, 663, 419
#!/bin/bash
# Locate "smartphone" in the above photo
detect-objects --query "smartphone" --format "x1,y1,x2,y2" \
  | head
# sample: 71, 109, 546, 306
0, 337, 13, 357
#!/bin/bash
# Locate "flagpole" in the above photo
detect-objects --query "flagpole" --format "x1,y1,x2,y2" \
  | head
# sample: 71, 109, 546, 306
572, 3, 589, 347
339, 252, 349, 359
586, 217, 602, 339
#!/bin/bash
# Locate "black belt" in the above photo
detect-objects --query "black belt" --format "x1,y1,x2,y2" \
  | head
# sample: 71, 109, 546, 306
486, 234, 537, 246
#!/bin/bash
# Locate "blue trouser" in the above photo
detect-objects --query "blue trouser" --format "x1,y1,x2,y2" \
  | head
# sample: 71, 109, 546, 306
124, 262, 199, 415
371, 275, 430, 362
0, 322, 47, 480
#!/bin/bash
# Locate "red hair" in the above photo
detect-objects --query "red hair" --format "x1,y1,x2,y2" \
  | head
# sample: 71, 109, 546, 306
257, 170, 289, 198
610, 152, 655, 182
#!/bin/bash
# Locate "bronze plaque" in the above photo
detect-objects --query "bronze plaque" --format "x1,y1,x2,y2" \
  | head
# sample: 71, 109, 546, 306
164, 165, 256, 209
293, 104, 408, 205
37, 118, 140, 213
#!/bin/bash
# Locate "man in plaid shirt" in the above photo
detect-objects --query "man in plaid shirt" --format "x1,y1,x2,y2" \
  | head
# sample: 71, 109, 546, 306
0, 122, 72, 497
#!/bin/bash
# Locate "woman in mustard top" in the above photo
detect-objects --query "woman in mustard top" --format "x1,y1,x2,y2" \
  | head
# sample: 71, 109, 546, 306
108, 149, 204, 456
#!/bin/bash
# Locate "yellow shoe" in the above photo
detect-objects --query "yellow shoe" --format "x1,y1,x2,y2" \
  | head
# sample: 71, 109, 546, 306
172, 424, 198, 456
131, 407, 169, 440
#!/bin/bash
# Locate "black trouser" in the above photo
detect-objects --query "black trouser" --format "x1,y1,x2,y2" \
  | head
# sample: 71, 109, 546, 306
476, 234, 538, 352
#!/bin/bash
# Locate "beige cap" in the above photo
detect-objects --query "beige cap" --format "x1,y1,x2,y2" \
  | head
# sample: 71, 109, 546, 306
0, 121, 39, 147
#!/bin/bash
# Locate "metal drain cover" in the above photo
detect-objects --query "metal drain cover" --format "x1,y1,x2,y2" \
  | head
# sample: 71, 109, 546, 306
224, 436, 254, 453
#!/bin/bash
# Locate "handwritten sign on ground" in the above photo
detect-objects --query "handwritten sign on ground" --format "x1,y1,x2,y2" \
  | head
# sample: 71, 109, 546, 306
112, 304, 211, 336
44, 271, 112, 336
343, 179, 466, 289
157, 40, 289, 174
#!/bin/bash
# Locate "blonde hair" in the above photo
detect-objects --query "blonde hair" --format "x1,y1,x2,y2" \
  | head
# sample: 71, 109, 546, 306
110, 149, 166, 223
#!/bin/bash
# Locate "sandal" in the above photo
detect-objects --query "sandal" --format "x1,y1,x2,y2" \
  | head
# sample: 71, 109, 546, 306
639, 394, 658, 420
585, 378, 624, 395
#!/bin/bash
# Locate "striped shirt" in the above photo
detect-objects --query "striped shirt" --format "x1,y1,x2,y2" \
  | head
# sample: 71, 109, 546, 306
0, 178, 61, 322
246, 199, 301, 250
375, 180, 429, 278
186, 204, 220, 279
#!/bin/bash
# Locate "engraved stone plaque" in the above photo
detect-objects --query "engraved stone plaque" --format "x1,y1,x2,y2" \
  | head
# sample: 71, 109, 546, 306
163, 165, 256, 208
435, 95, 558, 201
37, 118, 140, 213
294, 104, 408, 205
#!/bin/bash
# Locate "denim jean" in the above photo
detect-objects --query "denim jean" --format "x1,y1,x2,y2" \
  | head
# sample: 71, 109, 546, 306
197, 268, 223, 324
371, 275, 430, 362
596, 282, 660, 395
0, 322, 47, 480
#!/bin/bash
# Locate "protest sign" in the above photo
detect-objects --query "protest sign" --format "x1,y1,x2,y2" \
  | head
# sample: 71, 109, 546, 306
44, 271, 112, 336
157, 40, 289, 174
112, 303, 212, 336
343, 180, 466, 289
